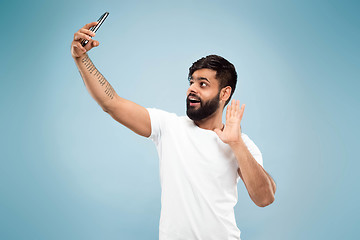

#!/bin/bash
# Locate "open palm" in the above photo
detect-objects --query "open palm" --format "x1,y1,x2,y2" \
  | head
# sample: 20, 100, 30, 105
214, 100, 245, 145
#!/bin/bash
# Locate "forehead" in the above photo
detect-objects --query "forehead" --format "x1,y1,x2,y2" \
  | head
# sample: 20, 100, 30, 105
190, 69, 218, 84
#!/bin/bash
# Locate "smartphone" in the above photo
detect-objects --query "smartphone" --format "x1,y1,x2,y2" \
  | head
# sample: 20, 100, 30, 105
81, 12, 109, 47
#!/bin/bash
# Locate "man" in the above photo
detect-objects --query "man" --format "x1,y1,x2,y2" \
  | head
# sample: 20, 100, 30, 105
71, 21, 276, 240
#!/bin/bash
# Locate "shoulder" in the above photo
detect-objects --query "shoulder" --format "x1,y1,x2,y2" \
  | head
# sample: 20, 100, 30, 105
146, 108, 190, 141
147, 108, 179, 119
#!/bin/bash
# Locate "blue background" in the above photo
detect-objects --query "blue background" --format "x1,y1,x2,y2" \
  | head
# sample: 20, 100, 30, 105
1, 0, 359, 239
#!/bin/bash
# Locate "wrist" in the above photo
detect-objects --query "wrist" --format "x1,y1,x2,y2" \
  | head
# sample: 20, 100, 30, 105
228, 137, 245, 149
73, 53, 86, 59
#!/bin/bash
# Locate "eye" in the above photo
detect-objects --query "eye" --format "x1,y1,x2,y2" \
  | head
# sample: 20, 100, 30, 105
200, 82, 207, 87
189, 80, 194, 85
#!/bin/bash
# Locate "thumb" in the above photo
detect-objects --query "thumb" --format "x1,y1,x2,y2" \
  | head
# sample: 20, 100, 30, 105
213, 128, 222, 136
92, 40, 100, 47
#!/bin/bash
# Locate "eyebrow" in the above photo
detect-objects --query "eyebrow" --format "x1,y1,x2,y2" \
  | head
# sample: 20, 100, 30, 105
189, 76, 211, 83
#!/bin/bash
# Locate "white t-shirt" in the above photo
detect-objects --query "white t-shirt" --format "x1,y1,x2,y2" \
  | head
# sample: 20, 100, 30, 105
147, 108, 263, 240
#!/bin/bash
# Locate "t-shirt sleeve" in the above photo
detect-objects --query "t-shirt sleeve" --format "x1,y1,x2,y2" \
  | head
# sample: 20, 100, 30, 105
241, 133, 264, 167
146, 108, 169, 144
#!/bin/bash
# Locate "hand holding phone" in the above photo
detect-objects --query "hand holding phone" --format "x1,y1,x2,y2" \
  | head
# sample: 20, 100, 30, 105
71, 12, 109, 58
81, 12, 109, 47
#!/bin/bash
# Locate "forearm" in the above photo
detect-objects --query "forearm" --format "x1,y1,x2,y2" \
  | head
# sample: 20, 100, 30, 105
230, 140, 275, 207
73, 53, 117, 110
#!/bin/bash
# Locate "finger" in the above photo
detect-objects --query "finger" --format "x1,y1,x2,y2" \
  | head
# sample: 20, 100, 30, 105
74, 41, 87, 53
79, 28, 96, 37
83, 21, 98, 30
227, 101, 232, 119
226, 105, 230, 121
74, 32, 92, 41
230, 99, 236, 117
235, 100, 242, 118
213, 128, 222, 136
239, 104, 245, 121
235, 100, 240, 113
92, 40, 100, 47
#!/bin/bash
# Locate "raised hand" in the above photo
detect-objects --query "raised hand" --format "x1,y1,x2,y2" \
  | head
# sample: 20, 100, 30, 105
70, 22, 100, 58
214, 100, 245, 145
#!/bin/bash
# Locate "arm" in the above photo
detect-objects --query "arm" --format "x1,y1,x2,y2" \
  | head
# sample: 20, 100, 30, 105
232, 141, 276, 207
214, 100, 276, 207
71, 22, 151, 137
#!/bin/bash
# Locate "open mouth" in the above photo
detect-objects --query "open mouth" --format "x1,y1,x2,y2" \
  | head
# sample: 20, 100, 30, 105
188, 95, 201, 107
189, 99, 200, 103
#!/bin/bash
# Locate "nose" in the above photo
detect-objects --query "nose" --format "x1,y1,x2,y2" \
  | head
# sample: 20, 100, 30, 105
187, 83, 198, 95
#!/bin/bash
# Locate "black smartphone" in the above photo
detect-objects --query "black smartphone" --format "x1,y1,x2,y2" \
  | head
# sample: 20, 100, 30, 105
81, 12, 109, 47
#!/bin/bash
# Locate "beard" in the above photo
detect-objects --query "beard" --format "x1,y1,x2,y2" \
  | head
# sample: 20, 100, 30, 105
186, 92, 220, 121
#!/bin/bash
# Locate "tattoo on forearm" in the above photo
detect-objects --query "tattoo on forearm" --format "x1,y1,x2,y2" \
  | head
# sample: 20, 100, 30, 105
104, 82, 114, 99
81, 55, 114, 99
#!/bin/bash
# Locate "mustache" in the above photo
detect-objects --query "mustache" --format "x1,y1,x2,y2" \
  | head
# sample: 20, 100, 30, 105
187, 93, 201, 101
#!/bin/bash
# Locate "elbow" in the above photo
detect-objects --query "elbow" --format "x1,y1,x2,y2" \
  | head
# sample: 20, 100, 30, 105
249, 173, 277, 208
102, 106, 110, 113
101, 100, 112, 113
101, 100, 116, 113
255, 194, 275, 207
101, 95, 121, 113
256, 177, 277, 207
252, 186, 275, 207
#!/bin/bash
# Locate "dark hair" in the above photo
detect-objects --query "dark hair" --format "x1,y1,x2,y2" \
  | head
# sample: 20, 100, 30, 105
188, 55, 237, 106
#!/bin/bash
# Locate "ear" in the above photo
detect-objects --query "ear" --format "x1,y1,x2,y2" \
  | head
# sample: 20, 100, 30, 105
220, 86, 232, 103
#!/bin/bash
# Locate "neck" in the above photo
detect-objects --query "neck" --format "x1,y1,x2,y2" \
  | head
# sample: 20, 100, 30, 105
193, 108, 224, 131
